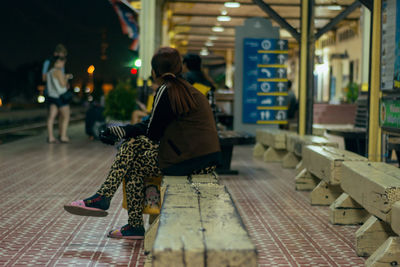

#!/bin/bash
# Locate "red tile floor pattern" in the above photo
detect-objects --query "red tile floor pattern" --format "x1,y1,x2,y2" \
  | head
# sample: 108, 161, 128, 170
0, 123, 366, 266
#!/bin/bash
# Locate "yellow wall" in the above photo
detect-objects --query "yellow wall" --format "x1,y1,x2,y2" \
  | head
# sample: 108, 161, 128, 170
315, 21, 363, 103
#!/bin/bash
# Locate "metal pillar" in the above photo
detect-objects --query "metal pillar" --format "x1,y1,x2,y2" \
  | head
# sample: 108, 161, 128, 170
368, 0, 382, 161
299, 0, 315, 135
252, 0, 300, 41
315, 2, 361, 39
360, 6, 371, 91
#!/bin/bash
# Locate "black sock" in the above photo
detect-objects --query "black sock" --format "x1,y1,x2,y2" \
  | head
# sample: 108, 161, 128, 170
83, 193, 110, 210
120, 224, 145, 236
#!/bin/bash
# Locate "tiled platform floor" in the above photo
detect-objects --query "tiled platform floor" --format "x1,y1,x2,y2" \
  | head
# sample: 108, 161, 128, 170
0, 123, 365, 266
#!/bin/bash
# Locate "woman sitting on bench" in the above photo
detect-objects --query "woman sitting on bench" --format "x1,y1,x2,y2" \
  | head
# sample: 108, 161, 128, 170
64, 47, 221, 240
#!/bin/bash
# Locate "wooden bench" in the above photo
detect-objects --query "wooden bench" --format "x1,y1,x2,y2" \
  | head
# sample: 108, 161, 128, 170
283, 134, 338, 169
218, 130, 255, 175
253, 129, 289, 162
298, 146, 365, 210
340, 162, 400, 264
145, 173, 257, 267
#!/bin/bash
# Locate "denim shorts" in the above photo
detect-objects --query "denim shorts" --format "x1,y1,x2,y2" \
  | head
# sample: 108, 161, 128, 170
46, 96, 69, 108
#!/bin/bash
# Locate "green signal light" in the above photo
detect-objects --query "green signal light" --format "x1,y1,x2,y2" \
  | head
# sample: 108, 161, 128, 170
134, 59, 142, 68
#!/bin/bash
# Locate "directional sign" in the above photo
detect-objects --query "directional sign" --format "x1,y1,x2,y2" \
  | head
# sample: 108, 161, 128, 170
258, 81, 288, 93
257, 68, 287, 79
257, 110, 288, 124
243, 38, 289, 124
275, 110, 287, 120
259, 53, 288, 65
256, 95, 288, 106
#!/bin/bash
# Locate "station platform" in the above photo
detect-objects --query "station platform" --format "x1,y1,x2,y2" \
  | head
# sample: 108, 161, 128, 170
0, 123, 365, 266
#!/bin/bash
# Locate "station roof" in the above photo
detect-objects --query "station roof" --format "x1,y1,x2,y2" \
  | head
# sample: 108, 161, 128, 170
132, 0, 361, 62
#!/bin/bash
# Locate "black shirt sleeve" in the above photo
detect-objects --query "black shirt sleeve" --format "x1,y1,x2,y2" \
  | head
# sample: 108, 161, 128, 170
121, 85, 175, 141
146, 86, 175, 141
123, 120, 149, 138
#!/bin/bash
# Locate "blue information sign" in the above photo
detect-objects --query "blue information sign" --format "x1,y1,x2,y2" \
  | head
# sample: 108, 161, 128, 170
243, 38, 289, 124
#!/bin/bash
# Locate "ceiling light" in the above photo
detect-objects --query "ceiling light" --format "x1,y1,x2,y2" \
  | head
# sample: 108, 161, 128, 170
221, 10, 228, 15
209, 36, 218, 40
200, 48, 209, 56
326, 5, 342, 10
205, 41, 214, 46
224, 2, 240, 8
212, 26, 224, 32
217, 16, 231, 22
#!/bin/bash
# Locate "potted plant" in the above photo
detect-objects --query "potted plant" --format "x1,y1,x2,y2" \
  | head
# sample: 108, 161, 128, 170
345, 82, 359, 103
104, 79, 137, 125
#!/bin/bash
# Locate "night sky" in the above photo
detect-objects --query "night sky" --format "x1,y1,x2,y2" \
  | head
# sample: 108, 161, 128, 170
0, 0, 137, 102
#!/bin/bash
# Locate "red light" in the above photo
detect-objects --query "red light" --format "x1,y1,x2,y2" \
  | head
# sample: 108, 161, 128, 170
130, 68, 138, 75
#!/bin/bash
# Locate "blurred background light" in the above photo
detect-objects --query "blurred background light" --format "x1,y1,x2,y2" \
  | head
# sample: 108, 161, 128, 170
37, 96, 45, 103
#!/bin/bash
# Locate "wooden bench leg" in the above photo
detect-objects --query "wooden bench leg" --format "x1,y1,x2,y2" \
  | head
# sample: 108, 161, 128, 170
282, 152, 301, 169
295, 160, 305, 175
144, 215, 160, 253
295, 169, 319, 191
355, 216, 396, 257
143, 253, 153, 267
253, 142, 267, 158
365, 237, 400, 267
392, 201, 400, 236
263, 147, 287, 162
329, 193, 369, 225
310, 181, 342, 206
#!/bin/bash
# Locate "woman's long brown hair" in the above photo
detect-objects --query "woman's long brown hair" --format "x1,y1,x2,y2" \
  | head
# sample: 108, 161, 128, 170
151, 47, 198, 115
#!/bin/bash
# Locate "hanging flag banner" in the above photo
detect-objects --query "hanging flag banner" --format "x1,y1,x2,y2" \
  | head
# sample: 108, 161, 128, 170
243, 38, 289, 124
109, 0, 139, 51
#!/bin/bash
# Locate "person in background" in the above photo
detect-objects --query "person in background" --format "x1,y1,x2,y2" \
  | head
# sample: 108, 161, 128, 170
286, 80, 298, 120
42, 44, 68, 83
131, 77, 158, 124
182, 53, 215, 94
182, 53, 218, 121
46, 56, 73, 143
85, 96, 105, 140
64, 47, 221, 240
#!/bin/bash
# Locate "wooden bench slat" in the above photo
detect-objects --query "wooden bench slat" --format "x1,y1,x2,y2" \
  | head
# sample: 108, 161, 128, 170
199, 186, 257, 266
152, 184, 257, 267
391, 201, 400, 235
163, 173, 219, 185
303, 145, 367, 184
293, 136, 338, 157
153, 185, 205, 267
257, 129, 287, 149
342, 162, 400, 222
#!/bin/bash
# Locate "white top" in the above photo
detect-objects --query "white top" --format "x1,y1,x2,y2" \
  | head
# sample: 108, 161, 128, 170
46, 69, 67, 98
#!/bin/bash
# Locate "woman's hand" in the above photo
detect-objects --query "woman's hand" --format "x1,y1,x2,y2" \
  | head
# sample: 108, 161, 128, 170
66, 74, 73, 80
99, 126, 126, 145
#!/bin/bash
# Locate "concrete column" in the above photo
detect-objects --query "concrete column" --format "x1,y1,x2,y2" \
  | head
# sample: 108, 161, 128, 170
360, 6, 371, 92
139, 0, 164, 80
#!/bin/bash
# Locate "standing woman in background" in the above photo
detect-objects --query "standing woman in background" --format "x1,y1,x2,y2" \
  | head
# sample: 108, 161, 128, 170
46, 56, 73, 143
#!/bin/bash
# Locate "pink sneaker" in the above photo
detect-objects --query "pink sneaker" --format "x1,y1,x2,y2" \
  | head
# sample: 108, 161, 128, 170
64, 200, 108, 217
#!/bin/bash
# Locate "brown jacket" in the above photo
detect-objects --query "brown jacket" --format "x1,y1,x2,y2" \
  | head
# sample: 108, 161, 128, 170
158, 86, 220, 171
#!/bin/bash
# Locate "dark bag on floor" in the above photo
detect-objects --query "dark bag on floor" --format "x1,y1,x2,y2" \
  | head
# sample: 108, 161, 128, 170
60, 90, 73, 103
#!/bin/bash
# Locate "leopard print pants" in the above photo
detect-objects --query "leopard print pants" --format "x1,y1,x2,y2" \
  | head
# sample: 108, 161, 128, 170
97, 135, 215, 227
